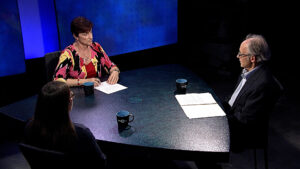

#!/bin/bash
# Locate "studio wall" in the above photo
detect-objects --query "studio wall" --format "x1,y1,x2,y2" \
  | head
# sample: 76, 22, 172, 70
0, 0, 26, 77
55, 0, 178, 56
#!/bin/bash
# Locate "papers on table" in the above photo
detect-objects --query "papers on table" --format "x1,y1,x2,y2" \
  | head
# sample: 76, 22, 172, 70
95, 81, 127, 94
175, 93, 226, 119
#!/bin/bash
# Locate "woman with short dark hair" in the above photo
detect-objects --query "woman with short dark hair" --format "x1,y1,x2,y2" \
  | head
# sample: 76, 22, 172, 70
54, 16, 120, 87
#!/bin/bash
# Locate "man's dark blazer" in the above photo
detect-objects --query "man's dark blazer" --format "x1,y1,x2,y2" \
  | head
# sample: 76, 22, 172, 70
224, 64, 282, 150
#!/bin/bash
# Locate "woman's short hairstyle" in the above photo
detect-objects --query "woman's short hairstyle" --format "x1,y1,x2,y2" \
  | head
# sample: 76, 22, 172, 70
245, 34, 271, 63
71, 16, 93, 37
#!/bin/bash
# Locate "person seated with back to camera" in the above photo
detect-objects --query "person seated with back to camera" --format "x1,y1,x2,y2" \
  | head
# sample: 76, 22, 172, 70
54, 16, 120, 87
23, 81, 107, 168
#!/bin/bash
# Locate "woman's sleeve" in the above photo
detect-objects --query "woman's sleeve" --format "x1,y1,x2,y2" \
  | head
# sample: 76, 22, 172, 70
96, 43, 116, 72
75, 123, 107, 168
53, 49, 73, 82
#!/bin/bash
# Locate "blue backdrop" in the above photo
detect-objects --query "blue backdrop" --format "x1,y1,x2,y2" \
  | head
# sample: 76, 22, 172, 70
0, 0, 177, 77
0, 0, 26, 77
55, 0, 177, 56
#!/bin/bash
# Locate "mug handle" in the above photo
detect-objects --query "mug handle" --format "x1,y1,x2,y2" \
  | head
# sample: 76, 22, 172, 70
129, 114, 134, 122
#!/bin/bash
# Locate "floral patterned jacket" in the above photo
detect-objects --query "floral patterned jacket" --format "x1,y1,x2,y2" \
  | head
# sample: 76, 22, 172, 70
54, 42, 116, 82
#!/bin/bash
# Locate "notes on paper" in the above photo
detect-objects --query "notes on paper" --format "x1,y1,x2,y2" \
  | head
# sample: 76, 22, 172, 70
95, 81, 127, 94
175, 93, 226, 119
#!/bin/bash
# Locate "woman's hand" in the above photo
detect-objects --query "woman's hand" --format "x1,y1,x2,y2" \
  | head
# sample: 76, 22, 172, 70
107, 70, 119, 84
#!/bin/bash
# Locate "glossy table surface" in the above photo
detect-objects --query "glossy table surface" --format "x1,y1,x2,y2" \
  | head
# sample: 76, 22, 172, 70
0, 64, 230, 161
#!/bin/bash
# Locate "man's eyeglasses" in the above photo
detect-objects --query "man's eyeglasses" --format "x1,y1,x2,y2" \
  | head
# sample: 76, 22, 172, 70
70, 91, 75, 99
237, 53, 252, 58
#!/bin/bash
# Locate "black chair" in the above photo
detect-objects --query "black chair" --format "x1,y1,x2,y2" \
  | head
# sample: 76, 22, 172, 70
251, 76, 284, 169
44, 51, 61, 82
229, 76, 284, 169
19, 142, 105, 169
18, 143, 69, 169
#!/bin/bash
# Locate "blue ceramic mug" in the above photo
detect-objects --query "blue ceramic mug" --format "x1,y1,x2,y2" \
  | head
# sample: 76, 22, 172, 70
116, 110, 134, 130
176, 78, 188, 94
83, 82, 94, 96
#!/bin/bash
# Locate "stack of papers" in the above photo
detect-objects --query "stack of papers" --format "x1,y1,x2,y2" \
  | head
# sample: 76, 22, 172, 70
95, 81, 127, 94
175, 93, 226, 119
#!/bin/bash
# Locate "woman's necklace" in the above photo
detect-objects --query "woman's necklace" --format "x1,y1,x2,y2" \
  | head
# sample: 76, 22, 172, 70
79, 51, 91, 65
82, 56, 91, 64
75, 43, 91, 65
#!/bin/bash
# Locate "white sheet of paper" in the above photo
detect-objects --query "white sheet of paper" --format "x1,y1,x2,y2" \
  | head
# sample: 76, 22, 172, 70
94, 81, 127, 94
175, 93, 216, 105
181, 104, 225, 119
175, 93, 225, 119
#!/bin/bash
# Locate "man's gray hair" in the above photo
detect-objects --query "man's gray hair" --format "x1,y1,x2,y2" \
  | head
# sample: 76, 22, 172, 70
245, 34, 271, 63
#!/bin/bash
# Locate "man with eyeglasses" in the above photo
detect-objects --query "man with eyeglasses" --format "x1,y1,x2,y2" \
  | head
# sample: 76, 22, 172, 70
223, 34, 282, 152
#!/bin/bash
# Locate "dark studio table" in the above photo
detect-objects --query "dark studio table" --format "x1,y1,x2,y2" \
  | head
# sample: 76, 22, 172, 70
0, 64, 230, 162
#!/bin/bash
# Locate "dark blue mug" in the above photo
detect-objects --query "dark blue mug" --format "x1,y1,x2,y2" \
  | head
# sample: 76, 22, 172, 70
83, 82, 94, 96
116, 110, 134, 130
176, 78, 188, 94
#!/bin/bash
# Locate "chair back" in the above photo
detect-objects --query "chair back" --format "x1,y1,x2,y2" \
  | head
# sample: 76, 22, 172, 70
250, 75, 284, 148
19, 143, 69, 169
273, 75, 284, 96
44, 51, 61, 82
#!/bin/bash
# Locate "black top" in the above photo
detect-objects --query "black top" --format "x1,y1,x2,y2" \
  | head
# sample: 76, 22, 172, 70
23, 122, 106, 168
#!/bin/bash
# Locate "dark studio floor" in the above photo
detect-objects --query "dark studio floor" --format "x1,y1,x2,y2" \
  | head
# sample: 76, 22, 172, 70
0, 77, 299, 169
